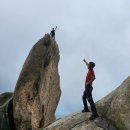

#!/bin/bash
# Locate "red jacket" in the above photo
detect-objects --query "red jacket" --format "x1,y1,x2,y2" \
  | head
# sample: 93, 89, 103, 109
85, 69, 95, 86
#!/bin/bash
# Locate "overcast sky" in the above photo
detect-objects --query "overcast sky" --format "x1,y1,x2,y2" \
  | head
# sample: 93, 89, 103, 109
0, 0, 130, 118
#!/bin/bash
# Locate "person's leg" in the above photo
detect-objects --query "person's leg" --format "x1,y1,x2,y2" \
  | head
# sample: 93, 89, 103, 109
82, 88, 89, 112
86, 86, 99, 119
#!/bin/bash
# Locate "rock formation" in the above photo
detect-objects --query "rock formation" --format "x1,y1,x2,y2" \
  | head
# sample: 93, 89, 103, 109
0, 92, 13, 106
42, 112, 116, 130
13, 34, 61, 130
96, 76, 130, 130
0, 93, 15, 130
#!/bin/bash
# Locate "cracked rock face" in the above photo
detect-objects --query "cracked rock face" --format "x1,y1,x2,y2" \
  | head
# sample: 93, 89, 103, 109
13, 34, 61, 130
42, 113, 116, 130
96, 76, 130, 130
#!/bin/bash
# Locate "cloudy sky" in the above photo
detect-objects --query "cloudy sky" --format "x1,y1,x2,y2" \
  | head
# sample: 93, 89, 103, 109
0, 0, 130, 117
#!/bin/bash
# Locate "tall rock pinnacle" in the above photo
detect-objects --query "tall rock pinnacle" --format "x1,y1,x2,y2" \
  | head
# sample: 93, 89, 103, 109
13, 34, 61, 130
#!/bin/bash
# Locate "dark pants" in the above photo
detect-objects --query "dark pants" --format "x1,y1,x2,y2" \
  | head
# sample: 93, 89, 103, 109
82, 85, 98, 115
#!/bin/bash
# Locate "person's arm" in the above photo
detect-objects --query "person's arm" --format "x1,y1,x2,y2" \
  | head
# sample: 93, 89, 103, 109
83, 59, 89, 67
55, 26, 57, 31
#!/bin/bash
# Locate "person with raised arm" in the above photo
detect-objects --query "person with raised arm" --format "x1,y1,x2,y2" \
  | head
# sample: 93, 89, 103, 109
50, 26, 57, 39
82, 59, 99, 120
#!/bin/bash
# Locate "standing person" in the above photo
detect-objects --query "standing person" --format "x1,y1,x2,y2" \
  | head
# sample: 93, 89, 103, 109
82, 59, 99, 120
50, 26, 57, 39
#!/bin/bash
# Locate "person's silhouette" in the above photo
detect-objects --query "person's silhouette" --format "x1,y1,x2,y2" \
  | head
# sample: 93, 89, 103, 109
50, 26, 57, 39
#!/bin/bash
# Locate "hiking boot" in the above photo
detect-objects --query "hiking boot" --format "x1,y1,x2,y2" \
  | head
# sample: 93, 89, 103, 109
82, 109, 90, 113
89, 114, 99, 120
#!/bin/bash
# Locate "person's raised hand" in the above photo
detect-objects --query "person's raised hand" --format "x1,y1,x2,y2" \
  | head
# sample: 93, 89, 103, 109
83, 59, 86, 62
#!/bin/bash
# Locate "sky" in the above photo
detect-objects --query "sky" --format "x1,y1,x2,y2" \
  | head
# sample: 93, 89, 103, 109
0, 0, 130, 118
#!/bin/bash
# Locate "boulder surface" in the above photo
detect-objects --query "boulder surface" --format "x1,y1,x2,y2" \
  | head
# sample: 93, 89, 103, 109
42, 112, 116, 130
0, 92, 13, 106
96, 76, 130, 130
0, 93, 14, 130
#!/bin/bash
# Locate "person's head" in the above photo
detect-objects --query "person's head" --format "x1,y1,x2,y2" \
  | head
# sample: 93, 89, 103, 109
88, 62, 95, 70
52, 28, 54, 30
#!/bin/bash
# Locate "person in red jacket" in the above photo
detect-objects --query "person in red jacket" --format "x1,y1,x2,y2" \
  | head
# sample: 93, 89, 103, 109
82, 59, 99, 120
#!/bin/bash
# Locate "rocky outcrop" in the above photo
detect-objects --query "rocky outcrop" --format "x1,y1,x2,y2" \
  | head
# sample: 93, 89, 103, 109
0, 92, 13, 106
42, 112, 116, 130
13, 34, 61, 130
96, 76, 130, 130
0, 94, 15, 130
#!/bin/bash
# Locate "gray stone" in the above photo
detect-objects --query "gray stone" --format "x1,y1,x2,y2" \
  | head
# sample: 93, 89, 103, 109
96, 76, 130, 130
0, 97, 15, 130
42, 112, 116, 130
0, 92, 13, 106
